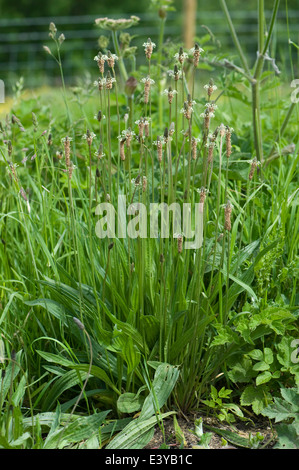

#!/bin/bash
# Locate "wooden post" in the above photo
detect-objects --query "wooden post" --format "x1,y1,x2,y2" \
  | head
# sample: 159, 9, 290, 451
184, 0, 197, 49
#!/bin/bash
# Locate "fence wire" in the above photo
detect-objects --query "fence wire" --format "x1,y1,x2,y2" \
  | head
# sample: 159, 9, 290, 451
0, 10, 298, 90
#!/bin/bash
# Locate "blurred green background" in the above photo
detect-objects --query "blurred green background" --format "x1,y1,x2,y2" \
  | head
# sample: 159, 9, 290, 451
0, 0, 298, 92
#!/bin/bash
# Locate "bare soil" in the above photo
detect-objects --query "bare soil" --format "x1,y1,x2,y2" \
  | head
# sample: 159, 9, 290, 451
144, 413, 275, 449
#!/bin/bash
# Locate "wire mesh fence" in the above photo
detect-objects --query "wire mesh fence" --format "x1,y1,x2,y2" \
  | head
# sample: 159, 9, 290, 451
0, 9, 298, 91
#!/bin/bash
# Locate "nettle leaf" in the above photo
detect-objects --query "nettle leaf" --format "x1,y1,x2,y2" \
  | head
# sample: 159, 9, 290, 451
280, 388, 299, 408
218, 387, 232, 399
274, 423, 299, 449
210, 324, 240, 347
241, 385, 272, 415
227, 357, 256, 383
249, 307, 296, 336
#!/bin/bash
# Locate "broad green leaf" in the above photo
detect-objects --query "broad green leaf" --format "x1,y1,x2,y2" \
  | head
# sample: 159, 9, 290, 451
117, 392, 144, 414
43, 410, 111, 449
252, 361, 270, 372
122, 337, 141, 375
227, 357, 256, 383
41, 369, 89, 411
140, 315, 160, 349
248, 349, 263, 361
240, 385, 272, 415
36, 350, 120, 395
256, 371, 272, 385
274, 423, 299, 449
12, 374, 27, 407
203, 425, 251, 448
139, 364, 180, 420
264, 348, 274, 365
106, 411, 175, 449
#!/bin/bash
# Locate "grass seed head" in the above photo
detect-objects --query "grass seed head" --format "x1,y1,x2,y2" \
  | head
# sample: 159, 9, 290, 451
119, 138, 126, 161
107, 50, 118, 68
177, 234, 183, 253
190, 43, 204, 67
143, 38, 156, 60
224, 201, 232, 231
249, 157, 258, 180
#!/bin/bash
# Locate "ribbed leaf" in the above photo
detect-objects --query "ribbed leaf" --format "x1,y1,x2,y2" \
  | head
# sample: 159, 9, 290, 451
36, 350, 120, 395
106, 411, 174, 449
139, 364, 179, 420
43, 410, 111, 449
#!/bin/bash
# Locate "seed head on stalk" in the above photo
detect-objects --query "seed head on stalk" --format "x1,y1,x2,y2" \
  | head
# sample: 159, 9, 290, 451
249, 157, 259, 180
82, 129, 96, 146
168, 65, 182, 82
162, 86, 178, 105
174, 47, 188, 65
94, 52, 107, 74
153, 135, 164, 163
106, 50, 118, 68
224, 201, 232, 231
61, 136, 72, 168
119, 137, 126, 161
204, 80, 217, 98
140, 76, 155, 104
135, 117, 145, 138
177, 234, 183, 253
191, 137, 200, 160
225, 126, 233, 158
200, 187, 208, 204
190, 43, 204, 68
105, 71, 116, 90
142, 176, 147, 192
143, 38, 156, 60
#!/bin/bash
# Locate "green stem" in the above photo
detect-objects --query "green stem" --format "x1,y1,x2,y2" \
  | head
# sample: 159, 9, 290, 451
111, 30, 128, 83
219, 0, 251, 76
157, 17, 166, 129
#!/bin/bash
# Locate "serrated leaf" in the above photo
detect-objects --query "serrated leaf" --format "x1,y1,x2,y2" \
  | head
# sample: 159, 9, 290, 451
248, 349, 264, 361
274, 422, 299, 449
261, 389, 299, 423
240, 385, 271, 415
117, 393, 144, 414
227, 357, 256, 383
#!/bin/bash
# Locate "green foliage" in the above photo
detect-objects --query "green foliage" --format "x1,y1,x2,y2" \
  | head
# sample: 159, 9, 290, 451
201, 385, 244, 425
106, 364, 179, 449
204, 424, 265, 449
261, 388, 299, 449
